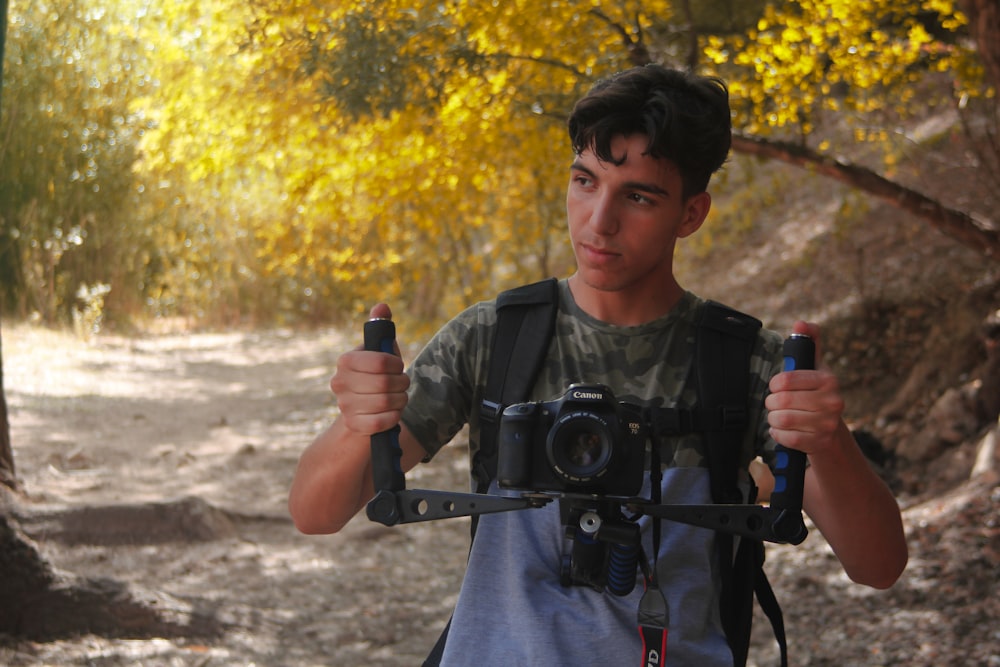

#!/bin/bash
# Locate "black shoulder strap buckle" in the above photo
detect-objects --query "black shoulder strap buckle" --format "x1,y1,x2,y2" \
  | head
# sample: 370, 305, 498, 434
719, 405, 748, 431
479, 399, 504, 426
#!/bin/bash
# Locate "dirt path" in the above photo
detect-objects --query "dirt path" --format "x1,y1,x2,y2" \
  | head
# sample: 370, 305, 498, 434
2, 324, 997, 666
2, 324, 471, 666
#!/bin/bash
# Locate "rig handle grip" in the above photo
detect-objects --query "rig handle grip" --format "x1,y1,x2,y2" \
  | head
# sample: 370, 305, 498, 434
769, 333, 815, 543
363, 318, 405, 494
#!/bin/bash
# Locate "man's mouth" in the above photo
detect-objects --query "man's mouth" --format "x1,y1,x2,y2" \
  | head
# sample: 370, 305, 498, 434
581, 242, 620, 261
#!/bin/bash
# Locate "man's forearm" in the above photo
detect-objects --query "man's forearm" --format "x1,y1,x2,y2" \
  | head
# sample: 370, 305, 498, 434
288, 419, 375, 535
803, 421, 908, 589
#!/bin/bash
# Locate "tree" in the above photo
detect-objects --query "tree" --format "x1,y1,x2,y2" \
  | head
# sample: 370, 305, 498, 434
0, 0, 157, 327
0, 0, 215, 640
0, 0, 13, 492
962, 0, 1000, 95
702, 0, 1000, 257
133, 0, 998, 332
132, 0, 627, 328
1, 1, 995, 330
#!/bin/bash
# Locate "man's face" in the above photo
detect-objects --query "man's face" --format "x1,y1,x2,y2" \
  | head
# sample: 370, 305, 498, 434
566, 134, 709, 295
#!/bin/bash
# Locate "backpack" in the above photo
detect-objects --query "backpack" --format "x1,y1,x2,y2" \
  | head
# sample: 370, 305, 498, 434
425, 278, 788, 667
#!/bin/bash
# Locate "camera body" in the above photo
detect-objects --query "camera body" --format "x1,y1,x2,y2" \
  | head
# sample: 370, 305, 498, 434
496, 384, 647, 497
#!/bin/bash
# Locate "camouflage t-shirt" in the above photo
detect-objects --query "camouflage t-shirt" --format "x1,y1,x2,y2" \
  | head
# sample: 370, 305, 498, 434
401, 279, 784, 667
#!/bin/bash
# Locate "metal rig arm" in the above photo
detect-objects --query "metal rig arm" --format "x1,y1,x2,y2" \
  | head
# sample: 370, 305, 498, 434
366, 488, 551, 526
624, 500, 807, 545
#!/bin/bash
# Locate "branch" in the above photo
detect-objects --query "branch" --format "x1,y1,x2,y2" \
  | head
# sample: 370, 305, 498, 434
482, 51, 590, 79
588, 8, 652, 67
731, 132, 1000, 259
677, 0, 700, 71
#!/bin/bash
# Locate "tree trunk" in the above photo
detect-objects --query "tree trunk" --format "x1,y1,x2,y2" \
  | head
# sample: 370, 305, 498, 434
963, 0, 1000, 98
0, 321, 14, 491
730, 132, 1000, 259
0, 0, 14, 493
0, 490, 228, 640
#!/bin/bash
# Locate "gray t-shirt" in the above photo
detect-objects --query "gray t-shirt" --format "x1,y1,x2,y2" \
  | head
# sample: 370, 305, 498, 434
402, 280, 783, 666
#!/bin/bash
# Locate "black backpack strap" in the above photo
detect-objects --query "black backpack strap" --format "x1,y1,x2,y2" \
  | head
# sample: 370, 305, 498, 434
694, 301, 787, 666
726, 537, 788, 667
424, 278, 559, 667
696, 301, 761, 506
422, 617, 451, 667
753, 555, 788, 667
474, 277, 559, 494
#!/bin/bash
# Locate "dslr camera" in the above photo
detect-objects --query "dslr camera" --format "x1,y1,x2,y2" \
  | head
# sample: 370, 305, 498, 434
496, 384, 647, 497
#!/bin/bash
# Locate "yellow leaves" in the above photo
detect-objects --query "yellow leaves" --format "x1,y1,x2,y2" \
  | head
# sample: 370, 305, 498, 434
704, 34, 732, 65
852, 127, 890, 144
116, 0, 985, 326
712, 0, 973, 141
923, 0, 967, 29
770, 42, 795, 64
780, 26, 803, 43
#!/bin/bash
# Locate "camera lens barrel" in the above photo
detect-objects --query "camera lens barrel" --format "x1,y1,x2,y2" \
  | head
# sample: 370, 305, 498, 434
547, 412, 614, 483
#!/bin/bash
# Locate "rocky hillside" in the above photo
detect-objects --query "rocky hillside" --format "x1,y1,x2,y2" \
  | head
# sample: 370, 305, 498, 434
679, 113, 999, 500
682, 113, 1000, 666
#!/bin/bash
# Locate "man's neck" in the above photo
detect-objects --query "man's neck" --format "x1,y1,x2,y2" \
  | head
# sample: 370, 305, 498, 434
567, 274, 685, 326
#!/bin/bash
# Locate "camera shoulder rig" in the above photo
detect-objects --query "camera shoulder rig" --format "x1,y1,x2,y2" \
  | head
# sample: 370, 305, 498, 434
364, 278, 807, 543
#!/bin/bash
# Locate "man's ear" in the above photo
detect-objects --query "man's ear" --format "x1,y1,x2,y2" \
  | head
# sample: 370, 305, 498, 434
678, 191, 712, 238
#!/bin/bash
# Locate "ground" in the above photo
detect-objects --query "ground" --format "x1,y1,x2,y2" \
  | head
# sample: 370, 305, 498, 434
0, 321, 996, 666
1, 326, 473, 665
1, 125, 1000, 666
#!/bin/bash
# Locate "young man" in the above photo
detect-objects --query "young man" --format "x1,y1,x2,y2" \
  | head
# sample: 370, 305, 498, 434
289, 65, 907, 666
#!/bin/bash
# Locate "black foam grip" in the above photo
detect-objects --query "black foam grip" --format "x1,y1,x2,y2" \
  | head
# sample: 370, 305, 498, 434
363, 318, 405, 493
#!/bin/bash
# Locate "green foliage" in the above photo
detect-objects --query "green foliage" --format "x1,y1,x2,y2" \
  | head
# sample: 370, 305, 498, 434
72, 281, 111, 338
0, 0, 156, 325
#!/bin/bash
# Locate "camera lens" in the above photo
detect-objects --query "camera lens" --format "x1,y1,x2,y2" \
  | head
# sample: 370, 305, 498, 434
547, 413, 613, 483
565, 431, 604, 467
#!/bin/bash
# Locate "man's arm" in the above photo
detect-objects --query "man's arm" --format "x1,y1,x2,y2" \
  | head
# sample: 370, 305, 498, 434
801, 421, 906, 588
288, 418, 427, 534
766, 321, 907, 589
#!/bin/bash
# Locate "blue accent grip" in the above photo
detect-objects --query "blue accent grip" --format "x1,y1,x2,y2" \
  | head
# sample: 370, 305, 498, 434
770, 333, 815, 543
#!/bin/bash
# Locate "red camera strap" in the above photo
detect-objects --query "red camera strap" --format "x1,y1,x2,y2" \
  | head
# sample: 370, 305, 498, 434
638, 584, 669, 667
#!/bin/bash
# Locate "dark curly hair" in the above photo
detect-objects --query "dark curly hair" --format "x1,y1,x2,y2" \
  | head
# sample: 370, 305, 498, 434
567, 64, 731, 199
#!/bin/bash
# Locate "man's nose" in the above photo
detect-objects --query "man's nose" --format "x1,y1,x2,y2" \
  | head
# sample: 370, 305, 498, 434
588, 192, 619, 235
